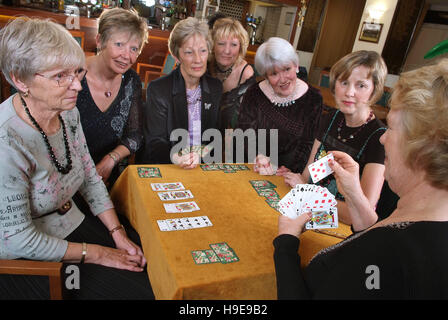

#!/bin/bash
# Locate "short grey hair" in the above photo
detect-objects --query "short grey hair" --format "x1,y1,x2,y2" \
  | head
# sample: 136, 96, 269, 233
254, 37, 299, 77
168, 17, 211, 60
0, 17, 85, 89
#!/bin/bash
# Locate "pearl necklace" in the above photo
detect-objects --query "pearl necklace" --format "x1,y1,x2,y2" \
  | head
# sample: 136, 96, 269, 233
20, 95, 72, 174
260, 78, 301, 107
337, 111, 374, 142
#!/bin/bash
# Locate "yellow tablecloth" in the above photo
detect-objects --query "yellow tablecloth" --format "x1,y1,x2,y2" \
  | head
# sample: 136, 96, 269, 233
110, 164, 352, 300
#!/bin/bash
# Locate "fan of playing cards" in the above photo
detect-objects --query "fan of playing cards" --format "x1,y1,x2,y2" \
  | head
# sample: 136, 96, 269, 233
278, 184, 339, 229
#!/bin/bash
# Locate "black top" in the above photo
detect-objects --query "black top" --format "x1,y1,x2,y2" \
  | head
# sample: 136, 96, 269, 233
76, 68, 143, 164
237, 82, 323, 174
273, 221, 448, 299
135, 67, 223, 164
313, 109, 386, 200
218, 64, 256, 130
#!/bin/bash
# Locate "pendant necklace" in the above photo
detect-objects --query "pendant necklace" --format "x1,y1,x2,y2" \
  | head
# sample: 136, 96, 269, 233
104, 74, 124, 98
20, 95, 72, 174
337, 111, 374, 142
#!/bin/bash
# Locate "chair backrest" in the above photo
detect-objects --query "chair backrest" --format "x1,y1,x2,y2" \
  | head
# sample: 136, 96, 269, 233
68, 29, 85, 50
1, 71, 16, 102
376, 86, 392, 107
162, 54, 177, 74
319, 70, 330, 88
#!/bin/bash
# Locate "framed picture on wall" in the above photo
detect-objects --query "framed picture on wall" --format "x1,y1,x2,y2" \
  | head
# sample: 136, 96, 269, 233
205, 5, 217, 17
359, 22, 383, 43
285, 12, 294, 25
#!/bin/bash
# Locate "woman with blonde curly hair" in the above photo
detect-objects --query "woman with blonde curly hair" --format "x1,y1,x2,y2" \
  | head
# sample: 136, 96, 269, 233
209, 17, 255, 130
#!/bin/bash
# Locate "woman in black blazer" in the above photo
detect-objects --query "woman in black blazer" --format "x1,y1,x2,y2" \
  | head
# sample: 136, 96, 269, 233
136, 17, 222, 168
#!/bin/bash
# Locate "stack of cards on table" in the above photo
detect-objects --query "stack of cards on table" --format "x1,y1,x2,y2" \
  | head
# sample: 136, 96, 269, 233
157, 216, 212, 231
191, 242, 239, 265
151, 182, 200, 213
278, 184, 338, 229
137, 167, 162, 178
249, 180, 280, 210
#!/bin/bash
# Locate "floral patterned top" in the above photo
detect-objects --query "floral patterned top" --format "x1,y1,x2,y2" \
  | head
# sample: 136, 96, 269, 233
0, 95, 113, 261
76, 69, 143, 164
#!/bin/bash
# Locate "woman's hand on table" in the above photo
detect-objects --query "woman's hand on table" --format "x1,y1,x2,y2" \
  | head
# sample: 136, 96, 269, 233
172, 152, 200, 169
282, 172, 306, 188
278, 212, 312, 238
254, 154, 276, 175
275, 166, 291, 176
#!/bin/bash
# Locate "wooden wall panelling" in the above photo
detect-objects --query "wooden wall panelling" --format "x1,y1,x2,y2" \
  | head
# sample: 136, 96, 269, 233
381, 0, 426, 75
297, 0, 326, 52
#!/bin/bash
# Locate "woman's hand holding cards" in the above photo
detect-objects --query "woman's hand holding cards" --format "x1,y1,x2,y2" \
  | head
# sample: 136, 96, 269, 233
328, 151, 362, 201
278, 212, 312, 238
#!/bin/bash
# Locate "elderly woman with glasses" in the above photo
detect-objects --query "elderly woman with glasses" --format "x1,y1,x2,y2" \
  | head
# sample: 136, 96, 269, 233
0, 18, 153, 299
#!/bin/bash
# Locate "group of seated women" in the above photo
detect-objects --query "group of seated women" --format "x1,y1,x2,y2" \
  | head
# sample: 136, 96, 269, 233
0, 7, 447, 300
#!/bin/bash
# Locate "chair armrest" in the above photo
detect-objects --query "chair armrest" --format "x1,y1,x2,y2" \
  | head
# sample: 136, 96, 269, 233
0, 259, 63, 300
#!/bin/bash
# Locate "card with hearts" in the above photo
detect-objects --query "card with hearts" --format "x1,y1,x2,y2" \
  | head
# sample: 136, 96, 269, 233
308, 153, 334, 183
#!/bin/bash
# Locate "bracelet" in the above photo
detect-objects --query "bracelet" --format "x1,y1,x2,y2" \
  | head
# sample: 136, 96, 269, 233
109, 224, 125, 235
108, 151, 120, 165
80, 242, 87, 264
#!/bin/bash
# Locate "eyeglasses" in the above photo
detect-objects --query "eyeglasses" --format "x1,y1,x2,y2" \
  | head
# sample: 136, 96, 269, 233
35, 68, 87, 87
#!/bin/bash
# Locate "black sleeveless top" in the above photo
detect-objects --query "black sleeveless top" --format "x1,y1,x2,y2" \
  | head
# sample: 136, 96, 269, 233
219, 64, 256, 130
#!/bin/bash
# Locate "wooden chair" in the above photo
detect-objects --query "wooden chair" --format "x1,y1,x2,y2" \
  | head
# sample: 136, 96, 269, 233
137, 53, 177, 89
68, 29, 85, 50
319, 69, 330, 88
0, 259, 63, 300
376, 86, 392, 107
0, 71, 15, 103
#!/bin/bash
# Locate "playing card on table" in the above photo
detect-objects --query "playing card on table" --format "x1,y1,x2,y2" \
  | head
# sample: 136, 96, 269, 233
163, 201, 200, 213
191, 250, 211, 264
151, 182, 185, 191
308, 153, 334, 183
192, 216, 213, 228
157, 190, 194, 201
249, 180, 277, 189
209, 242, 239, 264
137, 167, 162, 178
305, 207, 338, 229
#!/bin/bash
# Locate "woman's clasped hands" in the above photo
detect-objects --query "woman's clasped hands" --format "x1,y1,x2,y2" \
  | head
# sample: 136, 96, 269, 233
172, 151, 201, 170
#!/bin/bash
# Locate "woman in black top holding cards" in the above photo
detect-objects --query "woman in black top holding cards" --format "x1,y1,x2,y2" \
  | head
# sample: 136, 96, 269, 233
277, 51, 388, 230
274, 59, 448, 299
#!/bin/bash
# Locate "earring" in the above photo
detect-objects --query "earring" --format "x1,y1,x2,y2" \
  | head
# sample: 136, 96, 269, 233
22, 90, 29, 98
